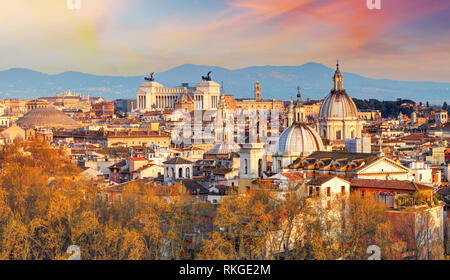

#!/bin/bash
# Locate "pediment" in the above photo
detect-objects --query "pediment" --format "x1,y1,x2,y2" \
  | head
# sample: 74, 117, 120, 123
356, 157, 409, 174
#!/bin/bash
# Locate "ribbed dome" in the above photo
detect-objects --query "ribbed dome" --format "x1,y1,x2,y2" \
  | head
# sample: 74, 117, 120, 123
207, 142, 241, 155
17, 107, 78, 128
319, 90, 358, 120
276, 123, 324, 156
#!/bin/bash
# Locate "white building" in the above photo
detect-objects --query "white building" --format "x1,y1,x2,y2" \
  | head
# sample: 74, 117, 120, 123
163, 157, 194, 182
239, 142, 265, 179
345, 137, 371, 153
136, 75, 221, 112
306, 176, 351, 212
0, 116, 10, 127
435, 110, 448, 124
409, 161, 433, 185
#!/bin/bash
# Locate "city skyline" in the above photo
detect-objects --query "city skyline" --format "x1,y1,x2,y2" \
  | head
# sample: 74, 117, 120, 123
0, 0, 449, 82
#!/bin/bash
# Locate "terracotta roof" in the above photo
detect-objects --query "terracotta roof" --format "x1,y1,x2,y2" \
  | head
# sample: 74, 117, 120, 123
180, 179, 209, 195
211, 167, 234, 175
399, 133, 436, 141
133, 164, 158, 173
350, 179, 435, 192
306, 151, 377, 162
131, 157, 148, 161
279, 172, 305, 181
107, 130, 170, 138
308, 175, 339, 186
163, 157, 193, 165
108, 160, 127, 169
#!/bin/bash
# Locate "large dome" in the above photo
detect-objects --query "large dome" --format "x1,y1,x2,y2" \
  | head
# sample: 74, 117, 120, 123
276, 123, 324, 156
319, 90, 358, 120
17, 107, 79, 128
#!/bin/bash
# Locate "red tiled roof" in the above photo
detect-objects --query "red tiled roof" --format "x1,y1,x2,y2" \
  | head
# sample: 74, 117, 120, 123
308, 175, 339, 186
279, 172, 305, 181
350, 179, 435, 192
131, 157, 148, 161
399, 133, 436, 141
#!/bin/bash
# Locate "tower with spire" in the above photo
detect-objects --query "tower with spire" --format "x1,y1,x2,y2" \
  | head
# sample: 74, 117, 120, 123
333, 61, 344, 91
294, 87, 306, 123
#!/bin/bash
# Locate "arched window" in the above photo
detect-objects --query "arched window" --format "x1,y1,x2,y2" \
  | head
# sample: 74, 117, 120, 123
179, 168, 183, 178
244, 159, 248, 174
186, 167, 190, 178
336, 130, 342, 140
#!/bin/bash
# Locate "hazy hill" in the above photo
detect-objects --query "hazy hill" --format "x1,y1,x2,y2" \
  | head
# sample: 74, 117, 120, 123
0, 63, 448, 103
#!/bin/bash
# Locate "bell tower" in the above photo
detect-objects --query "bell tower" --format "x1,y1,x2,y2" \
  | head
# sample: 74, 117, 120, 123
294, 87, 306, 123
254, 81, 261, 101
287, 98, 294, 127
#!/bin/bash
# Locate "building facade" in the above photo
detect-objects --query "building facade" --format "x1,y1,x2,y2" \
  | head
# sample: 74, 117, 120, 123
136, 77, 221, 112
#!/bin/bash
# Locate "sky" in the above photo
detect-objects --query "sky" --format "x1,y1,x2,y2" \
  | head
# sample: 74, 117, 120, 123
0, 0, 449, 82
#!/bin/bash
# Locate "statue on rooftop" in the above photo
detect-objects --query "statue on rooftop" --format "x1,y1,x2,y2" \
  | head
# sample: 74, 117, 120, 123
145, 72, 155, 82
202, 71, 212, 81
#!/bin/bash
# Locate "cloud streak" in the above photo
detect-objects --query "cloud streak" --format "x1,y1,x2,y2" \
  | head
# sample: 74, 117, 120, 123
0, 0, 448, 81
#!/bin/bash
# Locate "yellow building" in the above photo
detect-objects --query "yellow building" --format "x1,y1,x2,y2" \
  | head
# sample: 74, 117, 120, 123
235, 82, 285, 111
106, 130, 171, 148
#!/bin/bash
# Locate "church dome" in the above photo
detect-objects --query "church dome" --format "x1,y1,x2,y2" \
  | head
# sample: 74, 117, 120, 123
17, 107, 79, 128
275, 123, 324, 156
319, 63, 358, 120
319, 90, 359, 120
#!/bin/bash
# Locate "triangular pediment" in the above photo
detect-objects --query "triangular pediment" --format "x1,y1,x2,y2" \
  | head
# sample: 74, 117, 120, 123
355, 157, 410, 174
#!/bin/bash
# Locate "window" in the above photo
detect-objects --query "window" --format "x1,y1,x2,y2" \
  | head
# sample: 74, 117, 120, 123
327, 200, 331, 211
336, 130, 342, 140
327, 187, 331, 197
309, 187, 313, 196
244, 159, 248, 174
341, 186, 346, 194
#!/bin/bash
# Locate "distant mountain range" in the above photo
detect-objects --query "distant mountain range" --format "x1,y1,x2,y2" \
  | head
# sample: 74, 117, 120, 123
0, 63, 449, 103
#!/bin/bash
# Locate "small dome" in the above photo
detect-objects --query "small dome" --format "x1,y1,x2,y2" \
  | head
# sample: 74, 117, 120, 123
319, 90, 358, 120
207, 142, 241, 155
17, 107, 78, 128
276, 123, 324, 156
